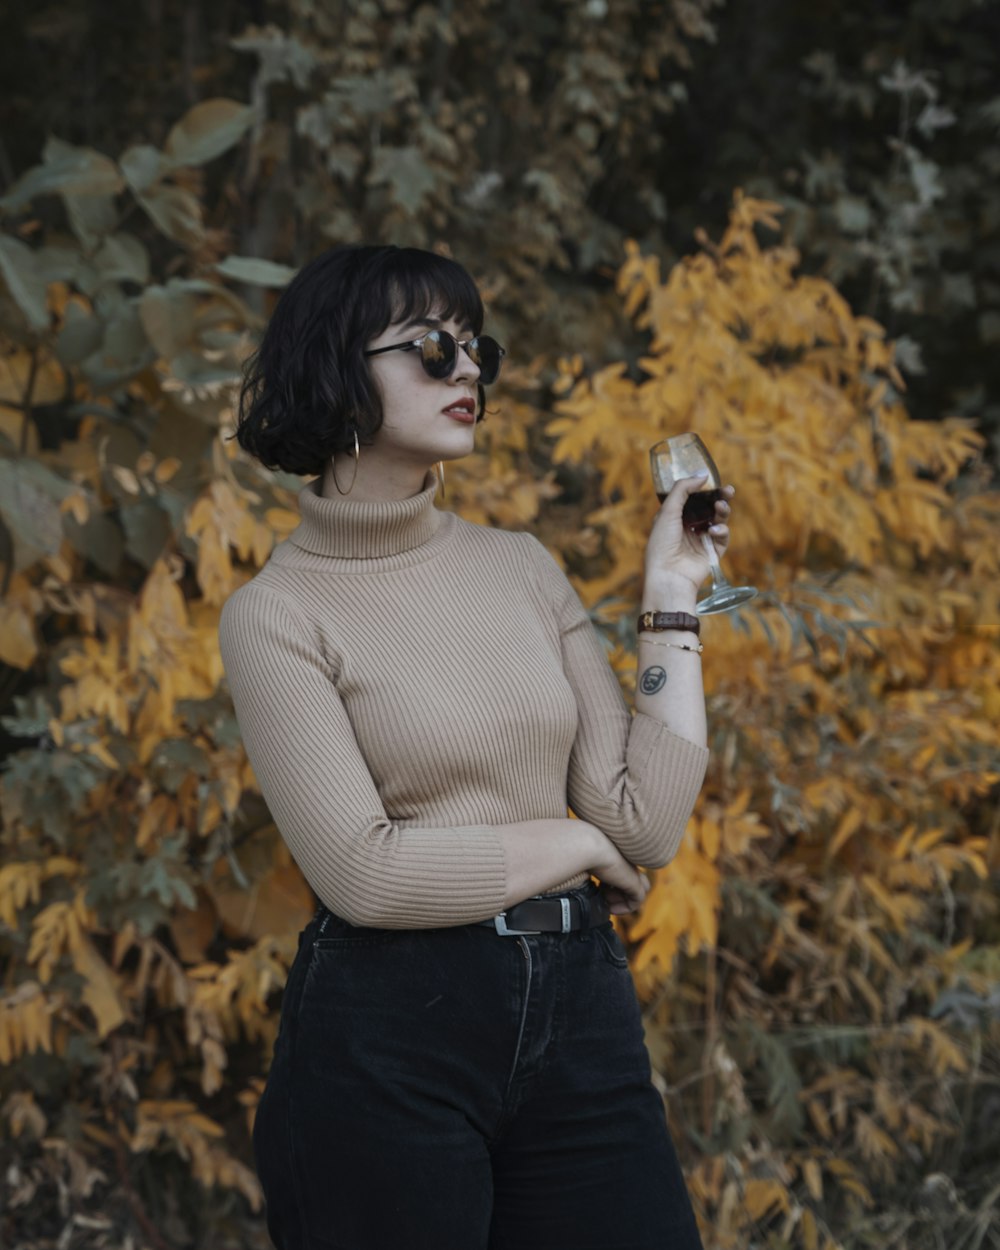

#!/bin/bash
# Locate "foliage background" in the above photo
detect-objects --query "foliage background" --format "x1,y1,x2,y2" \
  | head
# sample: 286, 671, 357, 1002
1, 2, 998, 1247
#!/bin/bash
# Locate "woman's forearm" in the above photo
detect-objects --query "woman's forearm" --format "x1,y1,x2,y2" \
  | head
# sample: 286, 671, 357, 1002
633, 572, 707, 747
495, 820, 647, 912
495, 819, 604, 908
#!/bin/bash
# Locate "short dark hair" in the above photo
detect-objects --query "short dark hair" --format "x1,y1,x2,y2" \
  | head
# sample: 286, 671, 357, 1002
234, 245, 487, 477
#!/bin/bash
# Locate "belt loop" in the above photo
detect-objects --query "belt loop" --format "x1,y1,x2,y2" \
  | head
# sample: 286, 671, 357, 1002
577, 891, 591, 931
559, 898, 571, 934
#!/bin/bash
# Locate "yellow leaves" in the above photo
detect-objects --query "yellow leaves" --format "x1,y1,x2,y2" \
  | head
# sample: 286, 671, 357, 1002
168, 889, 219, 964
209, 854, 313, 944
854, 1112, 899, 1180
859, 874, 923, 932
828, 808, 863, 858
0, 863, 43, 928
546, 362, 643, 467
132, 1099, 223, 1150
185, 935, 292, 1092
451, 461, 561, 530
137, 795, 179, 850
186, 480, 276, 603
592, 200, 986, 613
125, 558, 222, 739
2, 1090, 48, 1140
629, 834, 720, 970
682, 792, 768, 863
690, 1151, 836, 1250
0, 856, 79, 928
0, 344, 64, 411
154, 456, 182, 483
264, 506, 300, 536
0, 982, 54, 1063
806, 1098, 833, 1142
58, 634, 131, 732
0, 598, 39, 668
907, 1017, 969, 1078
128, 557, 189, 676
188, 936, 289, 1035
800, 1208, 820, 1250
27, 890, 126, 1036
825, 1159, 874, 1207
801, 1157, 824, 1202
131, 1098, 262, 1209
743, 1177, 791, 1221
73, 932, 128, 1038
28, 893, 92, 983
616, 237, 661, 323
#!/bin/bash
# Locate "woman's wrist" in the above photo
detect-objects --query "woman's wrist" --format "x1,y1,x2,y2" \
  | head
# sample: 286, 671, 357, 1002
581, 823, 619, 873
641, 571, 699, 615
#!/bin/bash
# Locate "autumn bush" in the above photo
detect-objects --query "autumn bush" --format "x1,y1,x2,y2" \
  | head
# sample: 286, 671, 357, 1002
1, 88, 998, 1250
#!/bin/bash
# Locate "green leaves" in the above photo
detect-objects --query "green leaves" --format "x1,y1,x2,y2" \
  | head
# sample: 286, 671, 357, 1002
119, 144, 164, 195
0, 458, 73, 568
214, 255, 297, 286
163, 99, 256, 168
0, 137, 124, 214
137, 184, 205, 248
0, 237, 49, 332
367, 145, 440, 214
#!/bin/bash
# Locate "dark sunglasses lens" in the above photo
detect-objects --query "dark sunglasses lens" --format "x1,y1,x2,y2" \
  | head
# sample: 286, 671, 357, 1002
419, 331, 457, 379
468, 336, 502, 384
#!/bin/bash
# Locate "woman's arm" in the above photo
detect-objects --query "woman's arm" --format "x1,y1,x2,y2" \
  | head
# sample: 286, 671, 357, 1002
520, 536, 709, 871
497, 820, 648, 913
634, 475, 736, 742
219, 583, 645, 928
517, 471, 734, 870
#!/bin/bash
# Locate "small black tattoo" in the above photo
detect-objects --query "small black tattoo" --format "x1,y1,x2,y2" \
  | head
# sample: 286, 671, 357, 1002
640, 665, 667, 695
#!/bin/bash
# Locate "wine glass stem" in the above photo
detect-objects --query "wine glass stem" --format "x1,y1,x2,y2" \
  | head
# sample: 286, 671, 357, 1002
701, 532, 731, 592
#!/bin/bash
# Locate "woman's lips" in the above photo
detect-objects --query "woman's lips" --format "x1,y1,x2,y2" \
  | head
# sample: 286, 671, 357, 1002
443, 403, 476, 423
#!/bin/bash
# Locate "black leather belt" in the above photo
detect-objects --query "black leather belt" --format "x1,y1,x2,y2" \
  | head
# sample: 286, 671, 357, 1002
477, 885, 610, 936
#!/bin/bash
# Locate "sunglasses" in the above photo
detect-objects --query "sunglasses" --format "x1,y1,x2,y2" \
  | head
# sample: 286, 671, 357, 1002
364, 329, 506, 385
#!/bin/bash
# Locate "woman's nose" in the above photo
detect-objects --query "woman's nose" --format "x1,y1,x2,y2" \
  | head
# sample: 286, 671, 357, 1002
452, 343, 480, 382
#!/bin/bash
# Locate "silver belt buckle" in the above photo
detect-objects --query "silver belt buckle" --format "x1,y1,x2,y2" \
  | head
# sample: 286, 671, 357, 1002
492, 912, 540, 936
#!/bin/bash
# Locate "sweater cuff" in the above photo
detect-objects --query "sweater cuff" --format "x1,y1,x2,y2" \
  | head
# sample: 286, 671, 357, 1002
630, 711, 711, 777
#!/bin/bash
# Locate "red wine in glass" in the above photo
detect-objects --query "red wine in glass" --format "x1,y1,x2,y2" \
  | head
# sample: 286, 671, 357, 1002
650, 434, 757, 615
657, 487, 726, 532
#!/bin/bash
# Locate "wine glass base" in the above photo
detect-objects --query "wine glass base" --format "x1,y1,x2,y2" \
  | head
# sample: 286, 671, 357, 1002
695, 584, 758, 616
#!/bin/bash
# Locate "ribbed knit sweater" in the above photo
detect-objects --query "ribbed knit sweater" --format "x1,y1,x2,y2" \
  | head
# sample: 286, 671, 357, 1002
218, 469, 710, 929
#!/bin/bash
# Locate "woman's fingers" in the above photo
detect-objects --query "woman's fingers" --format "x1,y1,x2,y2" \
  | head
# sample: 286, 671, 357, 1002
599, 873, 650, 914
709, 484, 733, 552
660, 471, 710, 516
709, 522, 729, 552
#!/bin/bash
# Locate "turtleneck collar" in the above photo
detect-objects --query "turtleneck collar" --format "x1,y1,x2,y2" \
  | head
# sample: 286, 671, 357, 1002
289, 468, 444, 560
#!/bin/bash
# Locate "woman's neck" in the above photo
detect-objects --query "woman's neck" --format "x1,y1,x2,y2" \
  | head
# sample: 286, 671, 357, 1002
318, 452, 435, 503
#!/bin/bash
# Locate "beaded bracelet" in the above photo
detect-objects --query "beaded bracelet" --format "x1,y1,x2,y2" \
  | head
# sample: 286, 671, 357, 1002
639, 637, 704, 655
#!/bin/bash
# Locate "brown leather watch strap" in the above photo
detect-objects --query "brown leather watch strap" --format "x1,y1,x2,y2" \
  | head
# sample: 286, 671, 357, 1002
637, 610, 701, 636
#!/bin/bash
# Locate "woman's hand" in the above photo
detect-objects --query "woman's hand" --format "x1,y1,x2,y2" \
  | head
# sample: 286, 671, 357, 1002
587, 832, 651, 915
644, 475, 735, 595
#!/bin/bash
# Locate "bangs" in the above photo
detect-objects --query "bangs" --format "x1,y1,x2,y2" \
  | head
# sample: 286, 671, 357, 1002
378, 249, 484, 336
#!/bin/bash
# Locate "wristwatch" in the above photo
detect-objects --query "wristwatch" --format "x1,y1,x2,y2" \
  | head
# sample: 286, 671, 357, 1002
637, 611, 701, 636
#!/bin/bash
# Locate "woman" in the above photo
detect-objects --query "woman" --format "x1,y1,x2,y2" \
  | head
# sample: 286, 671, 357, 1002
219, 244, 732, 1250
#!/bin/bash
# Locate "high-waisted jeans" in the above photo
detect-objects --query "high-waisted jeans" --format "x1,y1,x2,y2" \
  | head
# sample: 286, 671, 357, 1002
253, 886, 704, 1250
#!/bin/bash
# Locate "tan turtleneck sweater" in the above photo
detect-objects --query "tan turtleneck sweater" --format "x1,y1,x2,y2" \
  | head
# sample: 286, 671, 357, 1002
218, 470, 709, 929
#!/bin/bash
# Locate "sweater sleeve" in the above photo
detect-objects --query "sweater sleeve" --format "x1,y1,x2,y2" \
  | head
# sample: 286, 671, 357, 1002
218, 583, 508, 929
520, 534, 709, 868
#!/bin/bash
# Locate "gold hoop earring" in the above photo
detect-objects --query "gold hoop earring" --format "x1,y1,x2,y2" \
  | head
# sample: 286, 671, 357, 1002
435, 460, 445, 499
333, 430, 360, 495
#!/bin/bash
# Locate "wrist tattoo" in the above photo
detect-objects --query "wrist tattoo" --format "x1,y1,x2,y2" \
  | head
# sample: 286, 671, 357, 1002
639, 665, 667, 695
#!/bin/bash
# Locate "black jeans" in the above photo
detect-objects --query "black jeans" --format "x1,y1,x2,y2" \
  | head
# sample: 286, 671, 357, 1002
253, 887, 704, 1250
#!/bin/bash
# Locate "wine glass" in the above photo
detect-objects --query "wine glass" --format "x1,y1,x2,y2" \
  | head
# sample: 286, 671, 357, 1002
650, 433, 758, 615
